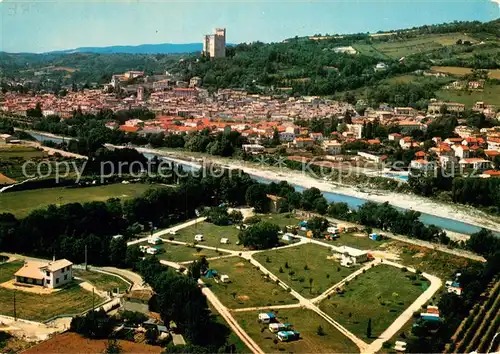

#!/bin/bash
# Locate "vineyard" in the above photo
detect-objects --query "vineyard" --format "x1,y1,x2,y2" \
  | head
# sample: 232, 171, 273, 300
445, 280, 500, 353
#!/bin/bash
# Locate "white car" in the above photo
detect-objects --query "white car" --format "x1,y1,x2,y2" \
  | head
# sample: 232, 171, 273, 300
194, 234, 204, 242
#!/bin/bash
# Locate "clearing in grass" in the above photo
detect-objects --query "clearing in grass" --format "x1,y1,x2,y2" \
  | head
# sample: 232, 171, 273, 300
254, 243, 360, 298
319, 264, 428, 342
0, 261, 101, 321
0, 183, 157, 218
234, 308, 359, 353
73, 269, 130, 293
204, 257, 298, 309
383, 241, 477, 279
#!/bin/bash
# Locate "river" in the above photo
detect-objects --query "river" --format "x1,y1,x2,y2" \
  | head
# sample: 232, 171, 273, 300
28, 131, 499, 236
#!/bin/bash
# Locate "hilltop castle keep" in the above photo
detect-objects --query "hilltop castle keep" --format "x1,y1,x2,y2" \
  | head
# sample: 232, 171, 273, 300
202, 28, 226, 59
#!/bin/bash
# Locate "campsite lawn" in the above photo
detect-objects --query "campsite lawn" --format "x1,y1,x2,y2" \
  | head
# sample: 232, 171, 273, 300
319, 264, 428, 342
204, 257, 298, 309
234, 308, 359, 353
330, 232, 389, 250
0, 183, 155, 218
172, 213, 303, 251
138, 241, 228, 262
253, 243, 360, 298
73, 269, 130, 293
0, 262, 100, 321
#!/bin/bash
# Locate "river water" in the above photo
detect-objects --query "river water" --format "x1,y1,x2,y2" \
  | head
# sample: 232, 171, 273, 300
29, 132, 499, 236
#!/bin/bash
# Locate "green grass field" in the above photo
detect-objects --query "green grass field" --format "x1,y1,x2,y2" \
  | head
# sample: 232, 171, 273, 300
0, 146, 47, 159
73, 269, 130, 292
319, 264, 428, 342
254, 243, 360, 298
0, 261, 100, 321
139, 242, 227, 262
436, 83, 500, 108
205, 257, 298, 309
0, 183, 155, 218
234, 308, 359, 353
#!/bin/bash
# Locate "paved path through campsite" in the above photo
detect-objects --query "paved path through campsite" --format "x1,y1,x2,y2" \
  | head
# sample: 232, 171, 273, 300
125, 217, 447, 354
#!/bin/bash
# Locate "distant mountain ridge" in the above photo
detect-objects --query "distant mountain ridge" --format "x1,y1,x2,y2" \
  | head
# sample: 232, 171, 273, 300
48, 43, 205, 54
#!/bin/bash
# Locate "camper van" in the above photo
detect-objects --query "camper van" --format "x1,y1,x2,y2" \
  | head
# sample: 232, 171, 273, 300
277, 330, 300, 342
269, 323, 291, 333
258, 312, 276, 324
146, 247, 160, 255
194, 234, 204, 242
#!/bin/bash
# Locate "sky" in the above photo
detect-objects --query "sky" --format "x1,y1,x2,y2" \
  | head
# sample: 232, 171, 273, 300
1, 0, 499, 53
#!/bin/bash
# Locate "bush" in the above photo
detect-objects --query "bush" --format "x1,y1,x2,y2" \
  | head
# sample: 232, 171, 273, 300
304, 264, 309, 270
279, 267, 284, 273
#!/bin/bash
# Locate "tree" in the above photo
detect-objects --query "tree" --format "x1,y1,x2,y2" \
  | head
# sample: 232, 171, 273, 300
238, 221, 280, 249
316, 325, 325, 336
228, 210, 243, 224
26, 103, 43, 118
366, 318, 372, 338
245, 184, 269, 213
309, 278, 314, 294
109, 237, 127, 267
125, 245, 142, 268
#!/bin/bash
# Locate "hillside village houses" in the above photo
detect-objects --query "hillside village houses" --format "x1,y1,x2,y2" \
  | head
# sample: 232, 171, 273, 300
1, 69, 499, 177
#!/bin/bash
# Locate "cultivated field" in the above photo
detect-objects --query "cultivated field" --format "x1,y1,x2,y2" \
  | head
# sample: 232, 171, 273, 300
0, 261, 100, 321
0, 145, 47, 159
205, 257, 298, 309
254, 243, 360, 298
73, 269, 130, 293
23, 332, 161, 354
319, 264, 428, 341
234, 308, 359, 353
138, 241, 227, 262
436, 83, 500, 108
0, 183, 155, 217
431, 66, 500, 79
355, 33, 477, 59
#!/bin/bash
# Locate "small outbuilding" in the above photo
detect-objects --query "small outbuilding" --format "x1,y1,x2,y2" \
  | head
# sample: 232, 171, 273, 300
220, 274, 230, 283
220, 238, 229, 244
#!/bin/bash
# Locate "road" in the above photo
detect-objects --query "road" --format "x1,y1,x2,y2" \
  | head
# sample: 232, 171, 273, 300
98, 266, 149, 291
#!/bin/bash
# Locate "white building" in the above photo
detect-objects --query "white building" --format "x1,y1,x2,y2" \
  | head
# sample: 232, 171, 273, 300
14, 259, 73, 289
322, 140, 342, 155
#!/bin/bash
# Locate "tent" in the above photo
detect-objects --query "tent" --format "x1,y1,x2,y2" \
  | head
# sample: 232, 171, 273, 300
204, 269, 218, 278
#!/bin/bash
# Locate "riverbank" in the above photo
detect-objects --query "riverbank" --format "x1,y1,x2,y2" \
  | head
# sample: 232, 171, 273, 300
130, 146, 500, 235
